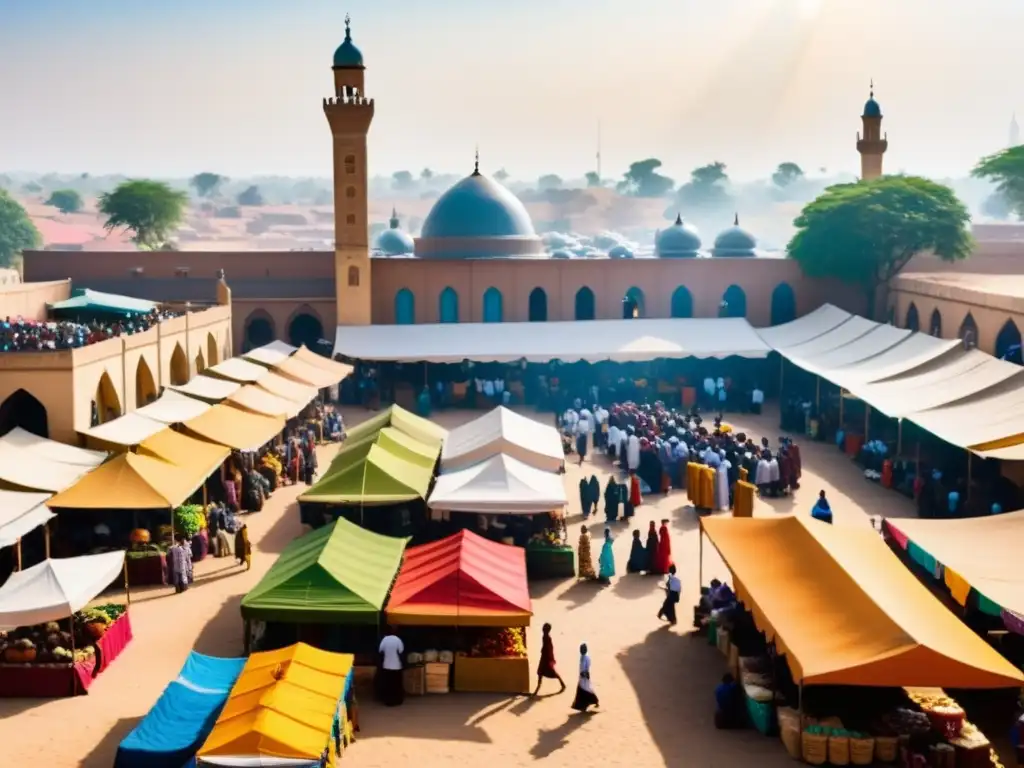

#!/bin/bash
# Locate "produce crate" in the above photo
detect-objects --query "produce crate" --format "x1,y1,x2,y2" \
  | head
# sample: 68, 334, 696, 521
453, 655, 530, 694
403, 665, 425, 696
525, 546, 575, 580
425, 661, 450, 694
745, 694, 776, 736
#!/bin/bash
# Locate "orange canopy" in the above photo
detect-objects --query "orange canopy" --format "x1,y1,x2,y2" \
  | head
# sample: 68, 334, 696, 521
47, 452, 202, 510
257, 371, 317, 406
700, 515, 1024, 688
386, 529, 532, 626
183, 403, 284, 451
138, 428, 230, 479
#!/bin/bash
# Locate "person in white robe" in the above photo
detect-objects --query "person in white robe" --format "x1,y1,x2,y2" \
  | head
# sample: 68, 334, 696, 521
626, 429, 641, 472
715, 451, 731, 510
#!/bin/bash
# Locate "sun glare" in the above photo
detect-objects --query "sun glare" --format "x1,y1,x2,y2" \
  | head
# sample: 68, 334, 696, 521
797, 0, 823, 18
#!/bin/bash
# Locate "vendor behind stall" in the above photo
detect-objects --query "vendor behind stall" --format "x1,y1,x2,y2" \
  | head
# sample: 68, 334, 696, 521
714, 673, 743, 729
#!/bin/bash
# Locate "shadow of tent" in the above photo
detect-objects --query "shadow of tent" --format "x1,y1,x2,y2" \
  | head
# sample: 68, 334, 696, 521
79, 715, 143, 768
357, 693, 499, 744
193, 594, 245, 657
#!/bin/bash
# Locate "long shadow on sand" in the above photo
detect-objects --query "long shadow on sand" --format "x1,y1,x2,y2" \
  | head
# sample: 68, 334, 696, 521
193, 594, 245, 657
79, 715, 142, 767
252, 494, 306, 555
357, 692, 507, 744
530, 711, 594, 758
557, 579, 605, 611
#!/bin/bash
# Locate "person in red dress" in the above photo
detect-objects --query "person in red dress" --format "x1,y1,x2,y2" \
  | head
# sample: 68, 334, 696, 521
533, 622, 566, 696
652, 519, 674, 574
628, 471, 643, 508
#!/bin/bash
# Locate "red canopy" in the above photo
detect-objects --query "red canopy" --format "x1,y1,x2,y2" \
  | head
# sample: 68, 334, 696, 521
385, 530, 532, 626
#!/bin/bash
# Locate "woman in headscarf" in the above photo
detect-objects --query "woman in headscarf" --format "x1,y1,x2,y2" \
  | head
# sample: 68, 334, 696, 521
626, 529, 649, 573
587, 474, 600, 515
578, 478, 591, 519
577, 525, 596, 580
628, 470, 643, 508
571, 643, 599, 713
644, 520, 659, 572
597, 527, 615, 584
532, 622, 566, 696
621, 479, 635, 520
235, 523, 252, 570
811, 490, 833, 524
652, 519, 673, 575
603, 477, 619, 523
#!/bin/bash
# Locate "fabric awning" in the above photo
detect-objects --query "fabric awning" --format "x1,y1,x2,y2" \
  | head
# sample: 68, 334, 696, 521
256, 372, 317, 406
907, 382, 1024, 450
47, 452, 204, 510
334, 318, 771, 363
885, 514, 1024, 619
0, 551, 125, 630
323, 427, 438, 478
135, 389, 213, 424
291, 346, 353, 381
242, 340, 297, 367
169, 376, 242, 402
700, 515, 1024, 688
756, 304, 853, 348
441, 406, 564, 473
777, 315, 878, 359
828, 333, 961, 386
273, 356, 342, 388
0, 490, 54, 548
138, 429, 230, 480
241, 520, 407, 624
227, 386, 301, 418
785, 324, 913, 377
0, 427, 106, 467
429, 453, 566, 514
387, 405, 448, 447
183, 404, 284, 452
386, 530, 532, 626
299, 443, 433, 505
49, 288, 156, 317
82, 412, 166, 448
0, 442, 90, 492
205, 358, 270, 384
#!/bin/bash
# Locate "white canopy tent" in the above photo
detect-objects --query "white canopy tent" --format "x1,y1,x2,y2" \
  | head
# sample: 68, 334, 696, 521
227, 385, 302, 418
0, 427, 106, 467
756, 304, 853, 349
168, 376, 242, 402
134, 388, 213, 424
441, 406, 564, 473
0, 442, 91, 492
242, 340, 297, 367
82, 411, 166, 447
0, 551, 125, 630
205, 358, 270, 384
333, 318, 771, 363
0, 490, 54, 549
428, 453, 567, 514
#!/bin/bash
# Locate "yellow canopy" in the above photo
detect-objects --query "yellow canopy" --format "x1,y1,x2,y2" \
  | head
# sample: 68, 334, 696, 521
138, 429, 230, 479
258, 372, 317, 406
293, 345, 353, 379
47, 452, 202, 510
184, 404, 284, 451
274, 356, 344, 389
199, 643, 353, 763
700, 515, 1024, 689
228, 385, 300, 418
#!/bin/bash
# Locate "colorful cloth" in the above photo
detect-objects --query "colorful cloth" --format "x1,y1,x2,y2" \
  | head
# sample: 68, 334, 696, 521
577, 532, 596, 579
652, 524, 673, 574
943, 567, 971, 607
598, 538, 616, 581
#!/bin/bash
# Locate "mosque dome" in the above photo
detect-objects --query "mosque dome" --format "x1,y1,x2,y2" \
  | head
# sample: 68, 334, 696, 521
333, 17, 364, 68
655, 214, 701, 258
376, 208, 415, 256
608, 245, 634, 259
421, 170, 535, 240
863, 83, 882, 117
712, 214, 757, 257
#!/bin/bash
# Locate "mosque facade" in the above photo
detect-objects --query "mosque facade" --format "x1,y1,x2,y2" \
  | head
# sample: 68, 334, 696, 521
24, 17, 889, 353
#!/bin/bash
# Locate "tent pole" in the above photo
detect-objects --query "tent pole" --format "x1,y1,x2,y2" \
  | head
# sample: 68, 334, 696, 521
14, 538, 21, 572
967, 452, 973, 501
815, 377, 820, 412
864, 404, 871, 441
124, 561, 132, 607
838, 389, 844, 431
896, 419, 903, 457
44, 521, 51, 559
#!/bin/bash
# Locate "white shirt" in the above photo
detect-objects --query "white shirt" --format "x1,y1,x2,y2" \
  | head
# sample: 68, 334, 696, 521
752, 388, 764, 405
626, 435, 641, 470
716, 377, 725, 390
577, 417, 592, 435
666, 574, 681, 593
495, 379, 505, 393
475, 378, 484, 393
483, 380, 495, 397
703, 377, 716, 395
379, 635, 404, 670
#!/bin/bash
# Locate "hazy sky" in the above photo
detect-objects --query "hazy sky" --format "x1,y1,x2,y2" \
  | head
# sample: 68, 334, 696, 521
2, 0, 1022, 182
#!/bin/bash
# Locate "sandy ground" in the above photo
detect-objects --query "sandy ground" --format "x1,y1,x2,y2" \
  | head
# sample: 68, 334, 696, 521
0, 405, 925, 767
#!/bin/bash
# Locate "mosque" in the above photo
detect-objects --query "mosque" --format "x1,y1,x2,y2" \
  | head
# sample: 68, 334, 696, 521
24, 16, 890, 352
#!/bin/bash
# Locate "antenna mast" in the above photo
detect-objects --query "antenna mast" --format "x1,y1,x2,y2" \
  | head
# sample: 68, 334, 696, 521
596, 120, 602, 181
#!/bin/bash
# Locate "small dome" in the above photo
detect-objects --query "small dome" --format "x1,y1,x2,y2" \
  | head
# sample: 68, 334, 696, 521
608, 245, 633, 259
376, 209, 414, 255
656, 214, 701, 258
420, 169, 536, 240
862, 83, 881, 117
712, 214, 757, 257
333, 17, 364, 69
551, 249, 572, 259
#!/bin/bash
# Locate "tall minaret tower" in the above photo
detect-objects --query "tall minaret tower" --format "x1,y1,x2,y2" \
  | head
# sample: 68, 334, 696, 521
324, 14, 374, 327
856, 81, 888, 181
1010, 113, 1020, 148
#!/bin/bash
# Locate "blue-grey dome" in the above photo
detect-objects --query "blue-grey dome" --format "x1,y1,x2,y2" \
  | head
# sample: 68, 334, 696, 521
420, 170, 536, 239
551, 249, 572, 259
712, 214, 757, 257
608, 245, 634, 259
333, 17, 364, 68
656, 214, 701, 257
863, 97, 881, 118
376, 209, 414, 255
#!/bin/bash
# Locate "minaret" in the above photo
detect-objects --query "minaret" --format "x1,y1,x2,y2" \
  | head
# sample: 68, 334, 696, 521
324, 14, 374, 326
856, 80, 888, 181
1010, 113, 1020, 148
389, 206, 400, 229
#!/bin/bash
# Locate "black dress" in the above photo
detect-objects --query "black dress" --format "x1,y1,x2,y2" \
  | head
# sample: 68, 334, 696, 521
644, 530, 658, 570
626, 535, 648, 573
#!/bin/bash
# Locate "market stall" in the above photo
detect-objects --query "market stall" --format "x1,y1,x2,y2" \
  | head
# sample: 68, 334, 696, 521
342, 404, 446, 450
697, 515, 1023, 765
240, 519, 407, 654
0, 551, 130, 697
167, 375, 241, 403
205, 357, 271, 384
226, 384, 300, 418
0, 441, 93, 493
256, 371, 318, 407
0, 426, 107, 467
197, 643, 356, 767
114, 651, 247, 768
182, 403, 285, 452
0, 490, 54, 558
386, 530, 532, 694
134, 388, 213, 424
242, 339, 297, 367
440, 406, 564, 473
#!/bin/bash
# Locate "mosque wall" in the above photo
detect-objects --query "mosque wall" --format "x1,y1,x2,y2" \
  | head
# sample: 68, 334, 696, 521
0, 279, 71, 321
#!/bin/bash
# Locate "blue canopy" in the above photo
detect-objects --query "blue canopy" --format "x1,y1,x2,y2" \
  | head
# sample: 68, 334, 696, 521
114, 651, 246, 768
49, 288, 157, 317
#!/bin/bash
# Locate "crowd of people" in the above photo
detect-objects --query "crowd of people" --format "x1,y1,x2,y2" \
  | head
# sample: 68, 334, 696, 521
0, 309, 183, 352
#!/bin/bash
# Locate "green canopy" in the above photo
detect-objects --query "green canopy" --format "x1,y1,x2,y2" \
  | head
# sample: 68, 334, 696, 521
325, 426, 437, 477
300, 443, 434, 505
241, 517, 407, 624
49, 288, 157, 317
344, 405, 446, 449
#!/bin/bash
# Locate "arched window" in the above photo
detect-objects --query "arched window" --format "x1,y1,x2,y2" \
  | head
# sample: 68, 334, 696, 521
483, 287, 503, 323
243, 312, 275, 353
194, 349, 206, 375
207, 333, 219, 366
623, 286, 645, 319
347, 266, 359, 287
135, 357, 157, 407
929, 309, 942, 337
528, 287, 547, 322
345, 186, 357, 199
575, 287, 595, 321
770, 283, 796, 325
905, 302, 920, 332
0, 389, 48, 438
439, 287, 459, 323
170, 343, 189, 386
720, 285, 747, 318
670, 286, 693, 318
959, 312, 978, 349
344, 154, 356, 174
95, 372, 122, 424
288, 310, 324, 350
996, 319, 1023, 364
395, 288, 415, 325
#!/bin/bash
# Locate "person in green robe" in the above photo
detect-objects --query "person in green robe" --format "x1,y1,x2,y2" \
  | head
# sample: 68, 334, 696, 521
417, 386, 432, 417
597, 527, 616, 584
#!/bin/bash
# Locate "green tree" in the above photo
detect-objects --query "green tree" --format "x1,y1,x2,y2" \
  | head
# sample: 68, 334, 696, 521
772, 162, 804, 188
391, 170, 415, 191
236, 185, 264, 206
493, 168, 510, 182
190, 172, 226, 198
981, 191, 1011, 220
21, 181, 42, 194
787, 175, 972, 317
420, 168, 433, 180
973, 145, 1024, 217
616, 158, 674, 198
585, 171, 601, 188
98, 179, 187, 249
675, 161, 731, 208
0, 190, 42, 267
537, 174, 563, 190
45, 188, 84, 214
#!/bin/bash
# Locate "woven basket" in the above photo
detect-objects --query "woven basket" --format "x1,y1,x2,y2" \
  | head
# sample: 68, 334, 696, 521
779, 724, 801, 760
801, 732, 828, 765
850, 737, 875, 765
875, 736, 899, 763
828, 736, 850, 766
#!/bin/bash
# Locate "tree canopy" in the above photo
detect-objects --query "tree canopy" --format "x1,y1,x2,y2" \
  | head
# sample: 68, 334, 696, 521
0, 190, 42, 267
772, 162, 804, 188
98, 179, 187, 250
391, 170, 415, 191
585, 171, 601, 188
973, 145, 1024, 217
190, 172, 225, 198
236, 185, 264, 206
537, 174, 563, 190
493, 168, 510, 182
787, 175, 972, 315
675, 162, 731, 209
45, 188, 84, 214
617, 158, 674, 198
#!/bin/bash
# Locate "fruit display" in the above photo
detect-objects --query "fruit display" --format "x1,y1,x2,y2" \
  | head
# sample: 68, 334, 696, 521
469, 628, 527, 658
173, 504, 206, 539
0, 604, 125, 666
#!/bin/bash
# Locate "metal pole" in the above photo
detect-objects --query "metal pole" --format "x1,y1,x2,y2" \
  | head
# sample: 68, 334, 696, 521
864, 404, 871, 441
14, 538, 21, 571
124, 560, 132, 607
698, 527, 704, 588
896, 419, 903, 457
44, 521, 51, 559
815, 377, 820, 411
